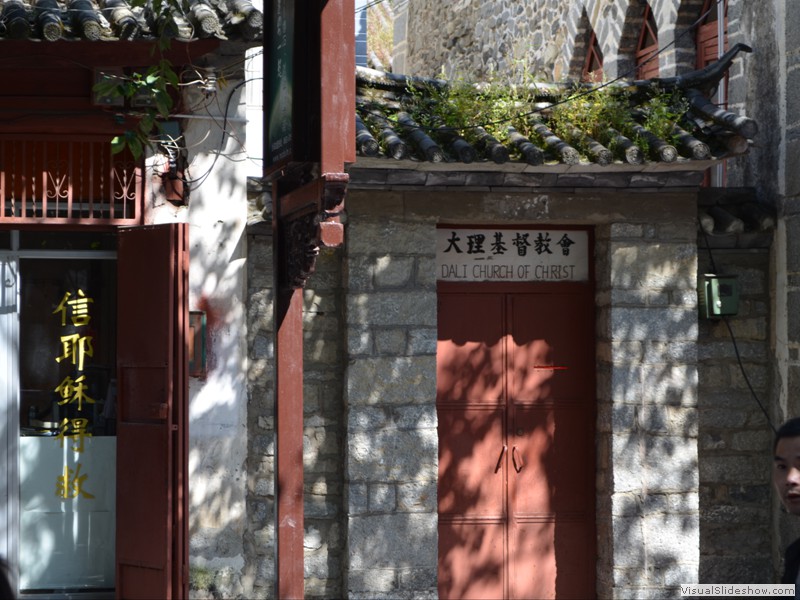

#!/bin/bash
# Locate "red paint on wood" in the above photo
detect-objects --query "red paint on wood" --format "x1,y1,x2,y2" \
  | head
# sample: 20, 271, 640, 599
437, 284, 596, 599
275, 288, 305, 599
117, 224, 189, 599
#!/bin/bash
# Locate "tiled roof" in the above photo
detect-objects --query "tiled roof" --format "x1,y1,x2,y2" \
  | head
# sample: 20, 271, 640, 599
0, 0, 262, 41
354, 43, 756, 172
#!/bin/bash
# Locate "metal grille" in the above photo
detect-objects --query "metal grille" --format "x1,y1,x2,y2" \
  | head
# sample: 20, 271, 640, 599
0, 136, 142, 225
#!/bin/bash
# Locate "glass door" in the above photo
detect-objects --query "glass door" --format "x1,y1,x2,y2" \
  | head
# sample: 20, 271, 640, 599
2, 233, 117, 598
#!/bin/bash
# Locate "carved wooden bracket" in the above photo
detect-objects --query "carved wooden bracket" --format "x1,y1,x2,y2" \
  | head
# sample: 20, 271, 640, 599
279, 172, 348, 290
283, 211, 321, 289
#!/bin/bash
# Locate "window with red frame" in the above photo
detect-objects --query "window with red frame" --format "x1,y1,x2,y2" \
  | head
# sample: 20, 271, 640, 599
636, 4, 659, 79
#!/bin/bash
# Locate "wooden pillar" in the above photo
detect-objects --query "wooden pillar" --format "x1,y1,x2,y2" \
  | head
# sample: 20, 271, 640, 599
274, 284, 305, 599
268, 1, 354, 597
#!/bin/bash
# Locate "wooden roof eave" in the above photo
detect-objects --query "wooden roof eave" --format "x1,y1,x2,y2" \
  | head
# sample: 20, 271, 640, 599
349, 155, 727, 174
0, 38, 221, 67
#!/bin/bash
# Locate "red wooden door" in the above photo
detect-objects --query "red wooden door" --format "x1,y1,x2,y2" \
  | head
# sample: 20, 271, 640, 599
116, 224, 188, 599
438, 285, 595, 599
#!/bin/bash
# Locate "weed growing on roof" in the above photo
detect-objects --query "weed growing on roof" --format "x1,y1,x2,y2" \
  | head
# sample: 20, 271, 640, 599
401, 69, 691, 163
404, 72, 546, 151
640, 86, 690, 142
546, 83, 691, 159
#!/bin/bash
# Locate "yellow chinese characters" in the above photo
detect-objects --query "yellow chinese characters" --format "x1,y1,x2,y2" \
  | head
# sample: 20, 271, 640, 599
54, 374, 95, 411
55, 464, 95, 500
52, 287, 98, 502
56, 417, 92, 453
55, 333, 94, 372
52, 289, 94, 327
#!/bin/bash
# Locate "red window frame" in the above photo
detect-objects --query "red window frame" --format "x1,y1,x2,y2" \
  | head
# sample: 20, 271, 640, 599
636, 5, 659, 79
582, 31, 604, 83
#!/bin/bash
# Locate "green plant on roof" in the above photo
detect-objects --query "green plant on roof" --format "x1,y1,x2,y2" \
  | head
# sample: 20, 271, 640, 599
640, 86, 690, 142
91, 0, 187, 159
548, 83, 690, 159
404, 73, 541, 147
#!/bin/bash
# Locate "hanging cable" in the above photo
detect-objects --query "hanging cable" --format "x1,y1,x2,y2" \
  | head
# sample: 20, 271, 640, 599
699, 223, 776, 434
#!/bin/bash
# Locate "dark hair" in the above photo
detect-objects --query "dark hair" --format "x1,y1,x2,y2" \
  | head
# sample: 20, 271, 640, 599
775, 417, 800, 452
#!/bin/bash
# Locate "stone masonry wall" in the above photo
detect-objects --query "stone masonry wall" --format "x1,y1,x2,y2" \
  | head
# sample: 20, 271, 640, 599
343, 197, 440, 599
696, 243, 773, 583
244, 229, 347, 599
402, 0, 748, 81
594, 210, 700, 598
345, 184, 703, 598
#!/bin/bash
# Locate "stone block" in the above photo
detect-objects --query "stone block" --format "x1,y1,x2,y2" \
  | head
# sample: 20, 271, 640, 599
610, 307, 697, 342
348, 427, 438, 481
346, 568, 398, 593
642, 512, 699, 562
347, 291, 436, 328
415, 256, 437, 288
397, 480, 437, 512
375, 255, 415, 288
347, 356, 437, 405
610, 365, 643, 404
347, 328, 373, 356
375, 328, 408, 355
698, 455, 766, 483
347, 513, 437, 570
348, 482, 369, 515
369, 483, 397, 512
698, 553, 773, 585
408, 328, 437, 355
348, 406, 391, 431
644, 341, 697, 364
392, 404, 437, 430
347, 219, 437, 256
641, 365, 698, 406
609, 223, 645, 239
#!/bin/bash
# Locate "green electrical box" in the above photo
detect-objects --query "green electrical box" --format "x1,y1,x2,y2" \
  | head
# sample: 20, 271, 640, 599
699, 274, 739, 319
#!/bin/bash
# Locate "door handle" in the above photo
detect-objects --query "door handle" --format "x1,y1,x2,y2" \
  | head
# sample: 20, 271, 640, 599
512, 446, 525, 473
495, 445, 507, 473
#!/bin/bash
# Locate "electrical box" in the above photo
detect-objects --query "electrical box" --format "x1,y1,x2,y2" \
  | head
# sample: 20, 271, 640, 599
699, 274, 739, 319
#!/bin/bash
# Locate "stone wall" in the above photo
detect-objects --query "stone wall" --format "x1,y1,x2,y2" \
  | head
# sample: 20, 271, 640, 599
343, 196, 440, 599
343, 183, 704, 598
243, 229, 347, 599
594, 208, 700, 598
397, 0, 769, 191
400, 0, 743, 82
696, 241, 773, 583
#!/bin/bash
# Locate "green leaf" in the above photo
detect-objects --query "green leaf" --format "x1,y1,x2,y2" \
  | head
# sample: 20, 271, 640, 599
110, 136, 126, 155
127, 134, 144, 160
154, 93, 173, 118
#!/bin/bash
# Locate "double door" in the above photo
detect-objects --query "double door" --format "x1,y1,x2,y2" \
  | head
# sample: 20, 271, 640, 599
437, 284, 595, 599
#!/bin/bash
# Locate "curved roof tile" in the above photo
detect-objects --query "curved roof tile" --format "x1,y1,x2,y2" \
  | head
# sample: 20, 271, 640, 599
354, 43, 756, 171
0, 0, 262, 41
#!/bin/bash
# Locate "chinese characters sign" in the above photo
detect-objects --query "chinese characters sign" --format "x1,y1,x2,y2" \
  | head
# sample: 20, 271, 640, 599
437, 228, 590, 282
52, 287, 96, 499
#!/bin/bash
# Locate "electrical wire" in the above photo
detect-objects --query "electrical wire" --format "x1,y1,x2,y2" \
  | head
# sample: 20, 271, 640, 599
182, 78, 249, 190
699, 223, 776, 434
